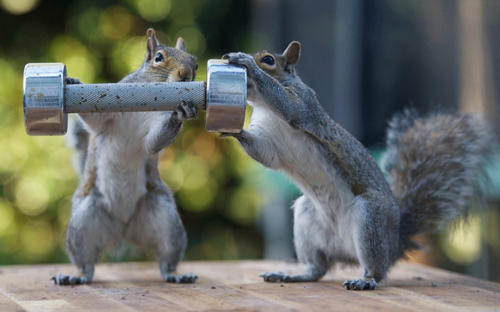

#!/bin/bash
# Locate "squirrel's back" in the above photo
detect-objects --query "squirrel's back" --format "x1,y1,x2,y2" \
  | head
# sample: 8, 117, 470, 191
382, 110, 491, 253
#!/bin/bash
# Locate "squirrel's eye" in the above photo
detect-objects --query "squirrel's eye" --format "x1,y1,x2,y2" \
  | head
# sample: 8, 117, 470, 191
261, 55, 275, 66
195, 64, 199, 71
154, 52, 164, 63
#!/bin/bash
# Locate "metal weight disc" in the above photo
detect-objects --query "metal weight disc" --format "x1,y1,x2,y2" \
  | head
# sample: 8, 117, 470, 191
23, 63, 67, 135
205, 59, 247, 133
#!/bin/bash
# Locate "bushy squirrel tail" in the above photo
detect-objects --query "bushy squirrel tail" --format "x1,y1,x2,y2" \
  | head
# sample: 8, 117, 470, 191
66, 117, 89, 176
382, 109, 491, 254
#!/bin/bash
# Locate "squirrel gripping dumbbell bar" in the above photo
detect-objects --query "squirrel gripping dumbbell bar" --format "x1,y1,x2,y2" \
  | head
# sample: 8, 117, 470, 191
23, 59, 247, 135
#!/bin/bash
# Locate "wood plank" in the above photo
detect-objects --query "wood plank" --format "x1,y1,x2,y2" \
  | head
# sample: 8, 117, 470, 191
0, 289, 27, 312
0, 261, 498, 312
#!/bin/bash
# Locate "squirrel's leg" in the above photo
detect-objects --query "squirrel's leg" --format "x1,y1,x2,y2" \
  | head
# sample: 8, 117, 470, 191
260, 196, 330, 282
53, 192, 121, 285
144, 101, 197, 154
126, 186, 197, 283
222, 129, 280, 169
343, 195, 393, 290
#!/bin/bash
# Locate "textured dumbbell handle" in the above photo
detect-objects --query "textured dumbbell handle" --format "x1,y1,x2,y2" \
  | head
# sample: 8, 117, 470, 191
64, 81, 206, 113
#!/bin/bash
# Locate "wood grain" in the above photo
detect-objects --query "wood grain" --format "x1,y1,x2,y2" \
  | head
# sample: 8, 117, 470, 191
0, 261, 498, 312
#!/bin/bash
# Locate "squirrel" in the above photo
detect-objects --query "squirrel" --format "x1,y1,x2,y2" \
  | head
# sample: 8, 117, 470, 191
222, 42, 490, 290
52, 28, 199, 285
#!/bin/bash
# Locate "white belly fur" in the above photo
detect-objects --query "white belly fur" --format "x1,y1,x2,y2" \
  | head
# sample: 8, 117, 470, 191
94, 112, 161, 223
250, 106, 357, 257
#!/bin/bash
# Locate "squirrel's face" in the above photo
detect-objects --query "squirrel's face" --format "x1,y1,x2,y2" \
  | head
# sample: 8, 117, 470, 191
253, 41, 301, 81
144, 28, 198, 82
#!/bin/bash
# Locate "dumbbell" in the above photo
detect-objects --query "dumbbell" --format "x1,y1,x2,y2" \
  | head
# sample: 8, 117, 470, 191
23, 59, 247, 135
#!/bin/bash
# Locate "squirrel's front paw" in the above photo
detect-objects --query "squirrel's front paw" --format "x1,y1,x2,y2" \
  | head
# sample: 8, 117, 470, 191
222, 52, 257, 71
176, 101, 197, 120
65, 77, 82, 85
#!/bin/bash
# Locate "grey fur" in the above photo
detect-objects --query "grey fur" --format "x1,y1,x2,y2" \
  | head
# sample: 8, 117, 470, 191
55, 29, 198, 285
65, 115, 89, 176
382, 109, 491, 252
223, 43, 489, 290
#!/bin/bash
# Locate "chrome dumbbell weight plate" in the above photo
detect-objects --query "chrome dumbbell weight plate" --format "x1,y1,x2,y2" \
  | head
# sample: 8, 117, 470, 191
23, 63, 67, 135
206, 59, 247, 133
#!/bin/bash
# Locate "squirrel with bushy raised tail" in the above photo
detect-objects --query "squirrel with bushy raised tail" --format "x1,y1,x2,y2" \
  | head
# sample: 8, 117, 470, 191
52, 28, 198, 285
223, 42, 490, 290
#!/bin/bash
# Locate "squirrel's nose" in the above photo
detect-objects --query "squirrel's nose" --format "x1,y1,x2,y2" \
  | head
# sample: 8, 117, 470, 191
178, 69, 188, 82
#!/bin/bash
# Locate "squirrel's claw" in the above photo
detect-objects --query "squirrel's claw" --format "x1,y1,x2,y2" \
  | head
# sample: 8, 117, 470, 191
176, 101, 197, 120
259, 271, 289, 283
51, 273, 89, 286
163, 273, 198, 284
343, 278, 377, 290
65, 77, 82, 85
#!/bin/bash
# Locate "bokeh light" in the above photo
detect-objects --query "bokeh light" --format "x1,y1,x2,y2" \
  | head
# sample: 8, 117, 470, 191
176, 27, 206, 55
0, 0, 38, 15
99, 6, 134, 40
486, 209, 499, 247
133, 0, 171, 22
50, 36, 99, 82
111, 36, 146, 78
0, 136, 28, 174
227, 186, 261, 226
441, 216, 483, 264
15, 175, 50, 216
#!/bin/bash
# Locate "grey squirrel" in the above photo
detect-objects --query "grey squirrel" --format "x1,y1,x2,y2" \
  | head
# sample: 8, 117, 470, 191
52, 28, 198, 285
222, 42, 490, 290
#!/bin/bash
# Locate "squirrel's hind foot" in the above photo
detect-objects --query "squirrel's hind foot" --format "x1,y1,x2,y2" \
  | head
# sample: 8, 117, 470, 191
163, 273, 198, 284
343, 278, 377, 290
51, 273, 90, 286
260, 271, 288, 283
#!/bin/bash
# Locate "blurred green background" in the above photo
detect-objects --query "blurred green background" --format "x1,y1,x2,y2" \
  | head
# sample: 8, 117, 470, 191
0, 0, 499, 283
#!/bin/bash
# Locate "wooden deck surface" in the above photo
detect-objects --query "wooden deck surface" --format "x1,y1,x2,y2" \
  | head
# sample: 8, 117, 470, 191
0, 260, 499, 311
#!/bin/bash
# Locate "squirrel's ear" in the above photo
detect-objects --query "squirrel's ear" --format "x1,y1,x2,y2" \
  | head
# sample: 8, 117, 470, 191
175, 37, 186, 52
146, 28, 160, 61
282, 41, 301, 67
